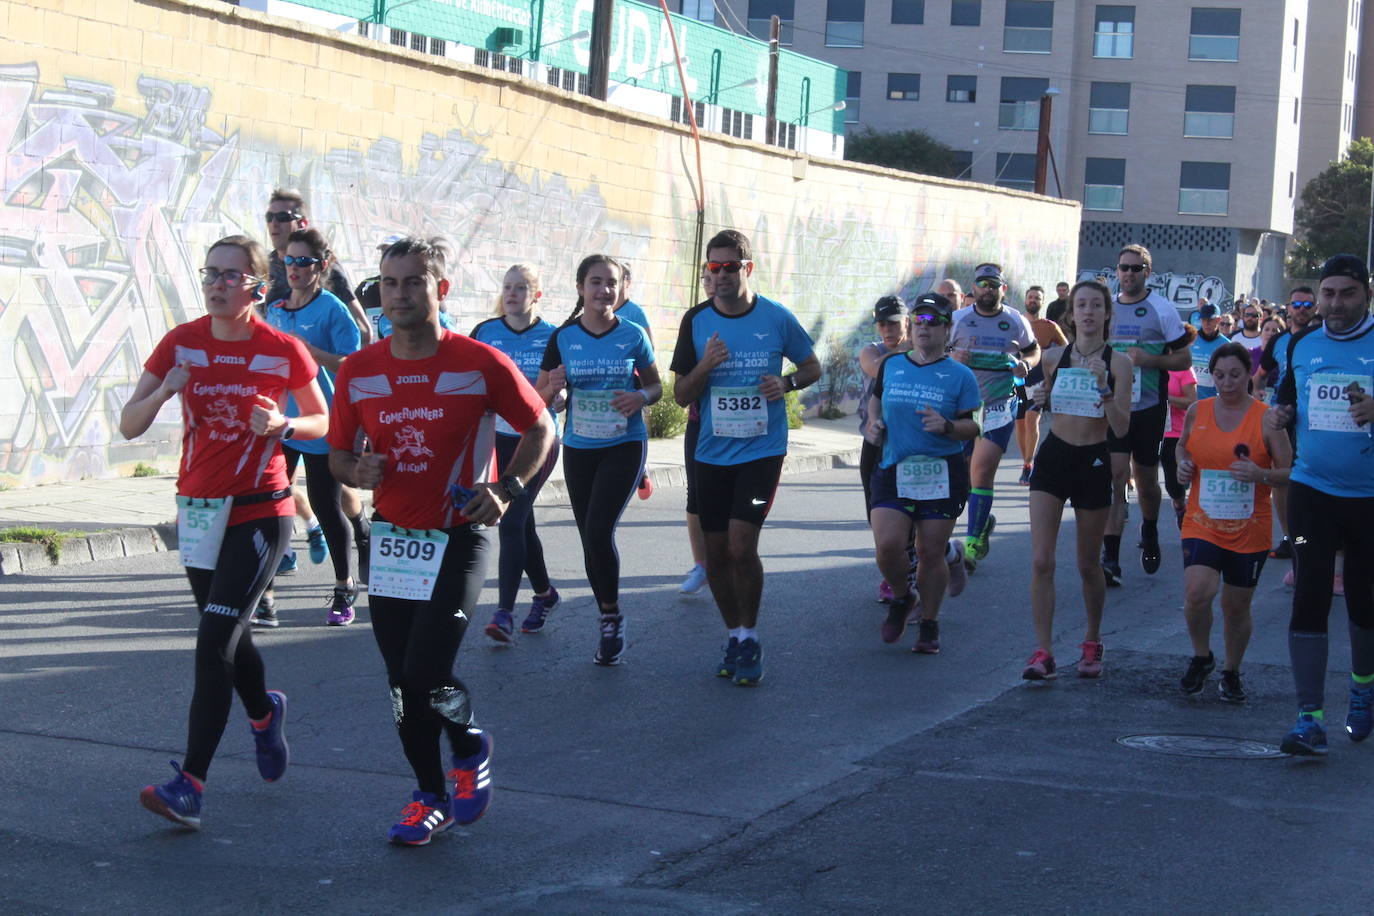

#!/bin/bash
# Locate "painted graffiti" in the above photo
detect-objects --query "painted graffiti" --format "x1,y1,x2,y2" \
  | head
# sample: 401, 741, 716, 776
1078, 267, 1234, 310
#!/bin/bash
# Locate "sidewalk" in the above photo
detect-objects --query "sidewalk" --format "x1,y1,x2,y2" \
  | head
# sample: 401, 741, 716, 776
0, 417, 863, 574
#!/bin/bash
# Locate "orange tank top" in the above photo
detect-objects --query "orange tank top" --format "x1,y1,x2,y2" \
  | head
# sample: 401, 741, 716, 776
1181, 397, 1273, 553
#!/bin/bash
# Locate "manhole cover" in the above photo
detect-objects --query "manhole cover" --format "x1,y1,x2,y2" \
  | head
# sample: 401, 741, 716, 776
1116, 734, 1287, 759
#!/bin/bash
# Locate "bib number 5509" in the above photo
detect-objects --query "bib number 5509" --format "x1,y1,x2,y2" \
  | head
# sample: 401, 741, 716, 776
376, 537, 437, 562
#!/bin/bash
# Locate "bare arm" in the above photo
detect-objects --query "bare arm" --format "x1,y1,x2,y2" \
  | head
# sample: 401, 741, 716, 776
859, 343, 886, 379
1106, 351, 1133, 439
611, 363, 662, 414
1175, 403, 1199, 486
1168, 382, 1197, 410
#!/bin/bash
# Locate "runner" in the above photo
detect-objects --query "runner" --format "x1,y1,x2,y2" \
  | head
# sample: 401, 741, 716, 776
1102, 244, 1193, 586
1258, 286, 1318, 561
329, 236, 555, 842
122, 235, 327, 828
1267, 253, 1374, 756
1251, 314, 1286, 400
867, 292, 979, 653
1175, 342, 1291, 703
678, 266, 713, 595
671, 229, 821, 685
536, 254, 660, 666
949, 263, 1040, 571
1014, 285, 1067, 485
1022, 280, 1133, 681
264, 188, 369, 342
859, 295, 913, 603
1160, 352, 1199, 528
471, 264, 562, 642
260, 227, 364, 626
1190, 303, 1230, 400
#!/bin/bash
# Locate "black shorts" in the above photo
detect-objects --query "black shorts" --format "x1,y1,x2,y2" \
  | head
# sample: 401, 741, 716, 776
1181, 537, 1267, 589
1108, 401, 1167, 466
696, 456, 785, 532
870, 455, 970, 521
1028, 433, 1112, 510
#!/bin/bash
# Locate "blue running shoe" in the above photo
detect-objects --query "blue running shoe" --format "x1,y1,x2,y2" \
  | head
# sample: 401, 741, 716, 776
448, 729, 493, 825
140, 760, 203, 829
1346, 684, 1373, 742
251, 690, 289, 782
307, 526, 328, 565
485, 609, 515, 644
520, 587, 561, 633
593, 614, 625, 666
717, 636, 740, 678
277, 550, 298, 575
387, 791, 454, 846
1280, 713, 1329, 756
733, 637, 763, 686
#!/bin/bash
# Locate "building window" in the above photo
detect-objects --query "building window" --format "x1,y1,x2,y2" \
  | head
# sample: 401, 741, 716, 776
1189, 8, 1241, 61
1183, 85, 1235, 138
999, 76, 1047, 129
1289, 171, 1295, 198
775, 122, 798, 150
748, 0, 795, 44
995, 152, 1037, 191
826, 0, 865, 46
887, 73, 920, 100
389, 27, 409, 46
1088, 81, 1130, 134
1004, 1, 1053, 53
410, 32, 427, 52
951, 0, 981, 26
845, 71, 862, 122
892, 0, 923, 24
1179, 161, 1231, 215
1084, 157, 1125, 211
952, 150, 974, 179
549, 67, 590, 95
1094, 5, 1134, 58
678, 0, 715, 22
430, 38, 447, 56
1294, 97, 1299, 123
670, 95, 706, 126
1292, 16, 1299, 70
946, 75, 977, 103
722, 109, 755, 139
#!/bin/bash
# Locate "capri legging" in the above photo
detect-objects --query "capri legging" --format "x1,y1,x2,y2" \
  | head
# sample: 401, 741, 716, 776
493, 433, 559, 610
859, 438, 881, 518
1288, 481, 1374, 633
1159, 435, 1186, 503
283, 446, 353, 582
562, 440, 646, 608
182, 515, 292, 779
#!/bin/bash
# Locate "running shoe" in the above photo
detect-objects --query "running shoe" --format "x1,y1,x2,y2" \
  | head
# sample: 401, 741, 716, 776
717, 636, 740, 678
326, 582, 358, 627
277, 549, 298, 575
1218, 670, 1247, 704
485, 609, 515, 644
307, 526, 328, 565
520, 587, 561, 633
638, 474, 653, 500
1076, 640, 1105, 678
881, 597, 912, 644
877, 579, 894, 603
1018, 465, 1032, 486
946, 540, 968, 598
1180, 653, 1216, 695
1282, 568, 1295, 587
140, 760, 203, 829
251, 592, 279, 628
1280, 713, 1328, 756
387, 791, 454, 846
250, 690, 289, 782
1101, 558, 1122, 588
912, 619, 940, 654
1022, 649, 1056, 680
680, 564, 708, 595
733, 637, 763, 686
1269, 536, 1293, 560
1140, 532, 1161, 575
1334, 574, 1345, 597
1346, 684, 1373, 741
448, 729, 493, 825
594, 614, 625, 666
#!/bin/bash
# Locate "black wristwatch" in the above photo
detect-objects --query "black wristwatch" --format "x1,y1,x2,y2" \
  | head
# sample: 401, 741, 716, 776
498, 475, 525, 501
281, 424, 296, 440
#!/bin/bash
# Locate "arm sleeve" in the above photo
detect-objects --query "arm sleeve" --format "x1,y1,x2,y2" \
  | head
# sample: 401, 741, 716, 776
958, 370, 983, 414
1277, 332, 1305, 406
782, 310, 816, 363
634, 326, 656, 368
326, 362, 360, 452
669, 311, 699, 375
488, 349, 548, 434
872, 354, 888, 397
1259, 335, 1280, 372
329, 304, 363, 356
144, 330, 177, 376
286, 336, 320, 390
539, 329, 563, 372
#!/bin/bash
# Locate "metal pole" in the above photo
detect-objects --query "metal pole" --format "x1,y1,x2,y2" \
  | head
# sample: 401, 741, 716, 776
1366, 154, 1373, 268
587, 0, 614, 99
765, 16, 779, 146
1034, 92, 1053, 195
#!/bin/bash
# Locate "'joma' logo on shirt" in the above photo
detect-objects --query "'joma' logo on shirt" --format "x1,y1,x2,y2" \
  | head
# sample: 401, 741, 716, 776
213, 355, 246, 365
396, 374, 430, 384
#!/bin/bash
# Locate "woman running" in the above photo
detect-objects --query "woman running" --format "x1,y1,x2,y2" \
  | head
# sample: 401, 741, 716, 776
678, 265, 713, 595
859, 295, 913, 603
536, 255, 661, 666
1022, 279, 1133, 681
1161, 359, 1199, 528
261, 227, 364, 626
867, 292, 980, 654
472, 264, 562, 642
1175, 342, 1292, 702
122, 235, 327, 828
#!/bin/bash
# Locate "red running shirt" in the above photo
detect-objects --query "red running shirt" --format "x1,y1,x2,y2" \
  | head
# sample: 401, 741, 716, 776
329, 331, 547, 530
145, 315, 318, 525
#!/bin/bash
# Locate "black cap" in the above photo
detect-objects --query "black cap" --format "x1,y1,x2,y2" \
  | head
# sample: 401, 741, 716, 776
911, 292, 954, 316
1319, 253, 1370, 286
872, 295, 908, 321
1199, 303, 1220, 319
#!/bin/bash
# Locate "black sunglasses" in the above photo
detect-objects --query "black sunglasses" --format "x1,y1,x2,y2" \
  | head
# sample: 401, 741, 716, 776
1117, 263, 1146, 273
265, 211, 303, 223
705, 260, 751, 274
283, 255, 323, 267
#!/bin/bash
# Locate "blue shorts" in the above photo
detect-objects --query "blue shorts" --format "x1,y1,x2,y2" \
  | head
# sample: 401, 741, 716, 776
1181, 538, 1267, 589
870, 456, 970, 521
964, 416, 1015, 456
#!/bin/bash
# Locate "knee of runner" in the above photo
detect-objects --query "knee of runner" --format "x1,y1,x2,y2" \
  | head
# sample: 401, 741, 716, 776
427, 685, 474, 728
1032, 554, 1057, 578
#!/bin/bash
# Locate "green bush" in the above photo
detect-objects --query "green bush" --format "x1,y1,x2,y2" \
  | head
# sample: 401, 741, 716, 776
785, 390, 805, 429
647, 375, 689, 439
131, 462, 161, 477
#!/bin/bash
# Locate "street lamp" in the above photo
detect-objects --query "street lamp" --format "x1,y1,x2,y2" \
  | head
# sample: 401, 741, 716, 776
336, 0, 427, 31
718, 77, 760, 93
627, 56, 688, 82
798, 99, 845, 125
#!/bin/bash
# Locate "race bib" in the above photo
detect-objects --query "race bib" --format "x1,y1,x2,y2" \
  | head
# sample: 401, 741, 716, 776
1198, 469, 1254, 520
981, 398, 1015, 432
1110, 341, 1144, 407
176, 495, 233, 570
896, 456, 951, 501
570, 389, 627, 440
1307, 373, 1370, 433
1193, 362, 1214, 390
1051, 368, 1105, 418
369, 523, 448, 601
711, 385, 768, 438
366, 306, 384, 338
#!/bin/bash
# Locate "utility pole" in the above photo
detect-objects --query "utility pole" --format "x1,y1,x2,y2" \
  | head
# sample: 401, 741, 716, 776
765, 15, 779, 146
1034, 90, 1055, 196
587, 0, 614, 99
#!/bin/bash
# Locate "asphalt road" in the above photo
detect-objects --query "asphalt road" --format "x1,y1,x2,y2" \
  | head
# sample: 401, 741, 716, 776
2, 464, 1367, 914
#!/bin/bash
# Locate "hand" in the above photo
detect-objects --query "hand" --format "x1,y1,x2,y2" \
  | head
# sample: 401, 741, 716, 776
702, 332, 730, 370
866, 417, 886, 440
459, 483, 510, 526
951, 349, 972, 365
1028, 382, 1048, 410
1348, 383, 1374, 426
610, 390, 647, 416
1266, 404, 1295, 430
1228, 457, 1264, 483
160, 359, 191, 397
550, 392, 567, 413
1084, 355, 1110, 389
249, 394, 286, 437
1126, 346, 1147, 367
918, 405, 948, 434
355, 445, 385, 489
1176, 455, 1195, 486
547, 365, 567, 392
759, 374, 785, 402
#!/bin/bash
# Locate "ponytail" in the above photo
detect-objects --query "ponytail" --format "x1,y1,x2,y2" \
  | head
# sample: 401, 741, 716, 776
563, 296, 585, 327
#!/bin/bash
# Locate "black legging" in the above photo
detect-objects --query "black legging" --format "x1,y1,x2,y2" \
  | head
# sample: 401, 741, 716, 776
860, 438, 881, 518
494, 434, 558, 610
283, 447, 353, 582
562, 440, 645, 609
1159, 435, 1186, 502
183, 515, 292, 780
369, 523, 490, 797
1288, 481, 1374, 633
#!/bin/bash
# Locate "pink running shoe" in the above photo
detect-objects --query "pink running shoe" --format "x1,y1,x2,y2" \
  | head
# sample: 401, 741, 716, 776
877, 580, 894, 603
1282, 568, 1295, 587
1076, 640, 1105, 678
1022, 649, 1057, 680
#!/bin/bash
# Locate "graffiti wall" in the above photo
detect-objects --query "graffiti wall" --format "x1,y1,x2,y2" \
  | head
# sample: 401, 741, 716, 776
1077, 267, 1235, 311
0, 0, 1078, 487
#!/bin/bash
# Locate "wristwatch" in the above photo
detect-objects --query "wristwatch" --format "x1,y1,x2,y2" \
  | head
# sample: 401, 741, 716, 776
281, 424, 296, 440
498, 474, 525, 501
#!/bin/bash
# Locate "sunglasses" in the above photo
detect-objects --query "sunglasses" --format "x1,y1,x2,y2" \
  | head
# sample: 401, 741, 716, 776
1290, 300, 1315, 309
1117, 263, 1146, 273
283, 255, 323, 267
974, 278, 1001, 289
199, 267, 260, 286
265, 211, 303, 223
911, 312, 951, 325
1243, 312, 1260, 319
705, 260, 751, 274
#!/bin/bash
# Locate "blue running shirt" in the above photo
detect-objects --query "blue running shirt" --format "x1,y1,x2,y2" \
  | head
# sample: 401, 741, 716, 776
1283, 323, 1374, 497
264, 289, 361, 455
670, 296, 816, 466
471, 316, 559, 437
1190, 332, 1231, 399
874, 354, 982, 467
616, 300, 651, 337
541, 317, 654, 449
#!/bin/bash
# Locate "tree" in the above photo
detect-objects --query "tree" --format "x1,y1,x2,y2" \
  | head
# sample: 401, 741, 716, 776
844, 127, 964, 179
1290, 137, 1373, 275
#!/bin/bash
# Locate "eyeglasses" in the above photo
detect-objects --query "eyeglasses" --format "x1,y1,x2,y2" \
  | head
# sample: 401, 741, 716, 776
705, 260, 751, 274
974, 278, 1001, 289
265, 211, 303, 223
283, 255, 323, 267
911, 313, 951, 325
1242, 312, 1260, 319
1117, 263, 1146, 273
1290, 300, 1316, 309
199, 267, 260, 286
